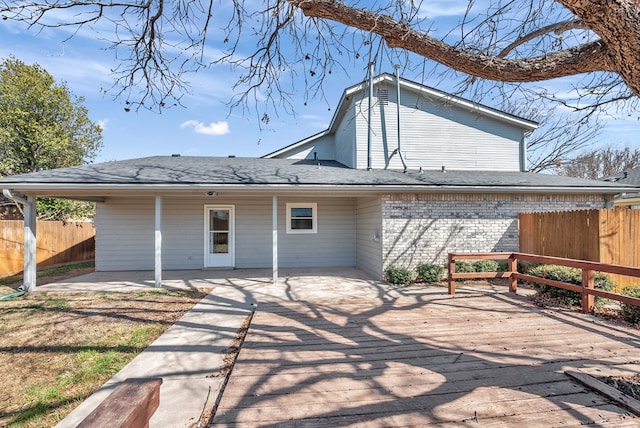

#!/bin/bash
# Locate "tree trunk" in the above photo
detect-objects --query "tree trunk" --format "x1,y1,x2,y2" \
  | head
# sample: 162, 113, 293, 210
557, 0, 640, 95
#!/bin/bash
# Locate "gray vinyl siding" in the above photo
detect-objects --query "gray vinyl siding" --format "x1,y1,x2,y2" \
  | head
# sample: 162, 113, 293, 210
353, 85, 523, 171
95, 198, 155, 271
356, 197, 383, 279
235, 198, 273, 268
273, 135, 335, 160
95, 196, 355, 271
278, 197, 356, 267
335, 99, 356, 168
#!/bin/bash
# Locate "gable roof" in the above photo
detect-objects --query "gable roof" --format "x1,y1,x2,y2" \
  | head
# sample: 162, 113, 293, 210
263, 73, 538, 159
0, 156, 632, 197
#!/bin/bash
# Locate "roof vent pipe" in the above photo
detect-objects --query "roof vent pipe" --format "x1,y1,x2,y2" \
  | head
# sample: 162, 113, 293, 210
394, 65, 408, 173
367, 62, 374, 171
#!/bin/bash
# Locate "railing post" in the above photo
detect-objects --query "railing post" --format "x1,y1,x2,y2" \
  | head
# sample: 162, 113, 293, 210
581, 269, 595, 313
508, 254, 517, 293
448, 253, 456, 295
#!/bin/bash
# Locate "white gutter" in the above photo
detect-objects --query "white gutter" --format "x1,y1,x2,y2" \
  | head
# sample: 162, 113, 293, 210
367, 62, 374, 171
394, 65, 408, 172
2, 182, 632, 194
520, 133, 529, 172
3, 188, 28, 204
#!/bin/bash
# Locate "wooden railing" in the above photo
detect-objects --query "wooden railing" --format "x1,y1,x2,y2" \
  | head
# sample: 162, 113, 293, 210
448, 252, 640, 313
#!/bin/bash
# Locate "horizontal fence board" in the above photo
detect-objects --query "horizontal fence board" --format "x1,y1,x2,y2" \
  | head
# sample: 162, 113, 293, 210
0, 220, 95, 277
451, 271, 513, 279
447, 252, 512, 261
449, 252, 640, 312
512, 272, 584, 293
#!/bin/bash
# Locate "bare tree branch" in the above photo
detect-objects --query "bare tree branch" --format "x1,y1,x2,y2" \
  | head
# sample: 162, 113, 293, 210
497, 19, 588, 58
290, 0, 616, 83
1, 0, 639, 174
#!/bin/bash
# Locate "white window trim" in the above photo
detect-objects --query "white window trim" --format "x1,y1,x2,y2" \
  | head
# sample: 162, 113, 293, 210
286, 202, 317, 234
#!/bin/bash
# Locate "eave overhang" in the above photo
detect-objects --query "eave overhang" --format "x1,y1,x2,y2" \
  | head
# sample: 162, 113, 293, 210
3, 182, 629, 198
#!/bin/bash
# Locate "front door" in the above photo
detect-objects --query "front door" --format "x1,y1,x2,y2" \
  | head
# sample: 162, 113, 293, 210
205, 205, 235, 268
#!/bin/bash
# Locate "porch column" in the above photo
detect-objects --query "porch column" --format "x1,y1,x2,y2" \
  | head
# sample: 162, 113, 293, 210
272, 196, 278, 284
155, 196, 162, 287
23, 195, 37, 292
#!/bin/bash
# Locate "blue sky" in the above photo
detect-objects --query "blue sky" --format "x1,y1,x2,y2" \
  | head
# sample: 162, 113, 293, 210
1, 3, 638, 164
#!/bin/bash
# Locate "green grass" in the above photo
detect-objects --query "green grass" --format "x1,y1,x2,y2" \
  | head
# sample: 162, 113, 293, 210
132, 288, 202, 299
0, 261, 95, 289
35, 261, 94, 278
0, 290, 206, 427
7, 325, 166, 427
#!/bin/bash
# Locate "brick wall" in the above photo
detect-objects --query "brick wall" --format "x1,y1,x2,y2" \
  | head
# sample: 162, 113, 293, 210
381, 193, 608, 270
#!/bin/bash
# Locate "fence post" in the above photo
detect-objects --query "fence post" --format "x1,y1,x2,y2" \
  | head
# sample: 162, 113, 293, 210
581, 269, 595, 313
508, 254, 518, 293
448, 253, 456, 295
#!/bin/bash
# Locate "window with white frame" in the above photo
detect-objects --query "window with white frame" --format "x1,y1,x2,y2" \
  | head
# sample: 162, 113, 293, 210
286, 203, 317, 234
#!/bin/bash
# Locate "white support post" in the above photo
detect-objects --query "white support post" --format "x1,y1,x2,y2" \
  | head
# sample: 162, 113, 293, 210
155, 196, 162, 288
23, 195, 37, 292
272, 196, 278, 284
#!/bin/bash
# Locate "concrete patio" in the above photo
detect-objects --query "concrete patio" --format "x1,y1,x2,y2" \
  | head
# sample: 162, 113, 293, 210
42, 268, 640, 427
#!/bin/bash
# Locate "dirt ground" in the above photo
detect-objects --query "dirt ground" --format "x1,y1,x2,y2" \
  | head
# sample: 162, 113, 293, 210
0, 287, 208, 427
601, 374, 640, 402
0, 265, 96, 291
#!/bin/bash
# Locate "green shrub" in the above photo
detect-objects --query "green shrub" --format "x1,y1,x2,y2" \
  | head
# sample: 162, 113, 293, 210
384, 267, 414, 285
620, 286, 640, 324
496, 260, 528, 273
416, 263, 444, 283
473, 260, 499, 272
527, 264, 615, 307
454, 261, 474, 273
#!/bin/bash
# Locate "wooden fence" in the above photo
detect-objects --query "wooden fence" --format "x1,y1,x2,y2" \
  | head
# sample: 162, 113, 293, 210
520, 209, 640, 287
0, 220, 95, 277
447, 252, 640, 313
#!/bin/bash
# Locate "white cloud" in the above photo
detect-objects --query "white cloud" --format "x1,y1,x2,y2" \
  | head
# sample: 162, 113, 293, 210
180, 120, 230, 136
97, 118, 109, 130
419, 0, 472, 18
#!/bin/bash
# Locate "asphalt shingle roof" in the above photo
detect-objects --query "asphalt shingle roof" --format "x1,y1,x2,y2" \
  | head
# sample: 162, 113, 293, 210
604, 167, 640, 186
0, 156, 634, 191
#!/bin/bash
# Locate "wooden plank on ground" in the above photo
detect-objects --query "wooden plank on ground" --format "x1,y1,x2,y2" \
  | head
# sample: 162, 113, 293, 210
78, 378, 162, 428
566, 370, 640, 416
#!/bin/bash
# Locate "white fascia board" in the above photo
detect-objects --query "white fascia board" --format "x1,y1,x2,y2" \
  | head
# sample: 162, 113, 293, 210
340, 74, 539, 131
397, 78, 539, 131
3, 183, 628, 195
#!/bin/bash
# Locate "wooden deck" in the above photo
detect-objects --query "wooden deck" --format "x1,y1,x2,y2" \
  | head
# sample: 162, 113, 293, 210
212, 288, 640, 427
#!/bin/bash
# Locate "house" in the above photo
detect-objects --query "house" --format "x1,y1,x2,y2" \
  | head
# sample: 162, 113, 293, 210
1, 73, 633, 291
604, 167, 640, 208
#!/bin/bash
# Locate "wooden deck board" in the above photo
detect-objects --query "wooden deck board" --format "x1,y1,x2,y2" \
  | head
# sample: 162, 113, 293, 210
212, 290, 640, 427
